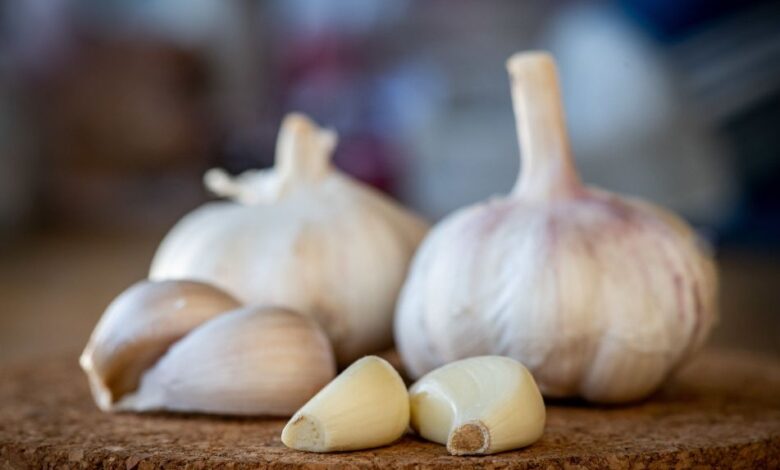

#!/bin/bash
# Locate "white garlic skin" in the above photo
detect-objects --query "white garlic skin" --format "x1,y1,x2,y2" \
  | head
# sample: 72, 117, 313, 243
117, 306, 336, 416
394, 52, 718, 403
396, 188, 716, 403
150, 114, 429, 365
80, 280, 241, 410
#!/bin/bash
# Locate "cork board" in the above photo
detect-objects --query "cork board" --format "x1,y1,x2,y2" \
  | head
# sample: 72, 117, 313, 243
1, 349, 779, 469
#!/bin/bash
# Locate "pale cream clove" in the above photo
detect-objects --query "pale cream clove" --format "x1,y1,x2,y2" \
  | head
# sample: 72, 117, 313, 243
409, 356, 545, 455
281, 356, 409, 452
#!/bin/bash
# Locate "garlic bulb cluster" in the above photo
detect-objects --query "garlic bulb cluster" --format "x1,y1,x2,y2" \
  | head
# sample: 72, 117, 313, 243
80, 280, 336, 415
150, 113, 429, 365
395, 52, 718, 403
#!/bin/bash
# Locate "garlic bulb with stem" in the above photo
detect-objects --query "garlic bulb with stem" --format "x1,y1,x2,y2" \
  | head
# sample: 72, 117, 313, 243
394, 51, 718, 403
150, 113, 429, 365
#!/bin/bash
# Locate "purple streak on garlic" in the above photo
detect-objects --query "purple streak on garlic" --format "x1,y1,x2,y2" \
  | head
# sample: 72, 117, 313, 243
149, 113, 429, 366
394, 52, 717, 403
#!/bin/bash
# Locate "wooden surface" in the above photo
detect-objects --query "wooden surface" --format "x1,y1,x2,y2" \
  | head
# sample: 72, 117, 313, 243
1, 349, 779, 469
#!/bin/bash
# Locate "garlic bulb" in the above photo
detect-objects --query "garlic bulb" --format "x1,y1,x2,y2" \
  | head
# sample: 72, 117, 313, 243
150, 113, 429, 365
81, 280, 336, 415
281, 356, 409, 452
118, 306, 336, 415
395, 52, 718, 403
409, 356, 545, 455
80, 280, 241, 410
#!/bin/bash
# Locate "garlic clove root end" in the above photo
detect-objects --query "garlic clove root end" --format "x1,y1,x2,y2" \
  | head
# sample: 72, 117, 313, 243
447, 421, 491, 455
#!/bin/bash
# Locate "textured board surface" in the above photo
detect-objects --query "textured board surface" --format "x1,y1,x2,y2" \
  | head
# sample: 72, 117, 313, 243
1, 349, 779, 469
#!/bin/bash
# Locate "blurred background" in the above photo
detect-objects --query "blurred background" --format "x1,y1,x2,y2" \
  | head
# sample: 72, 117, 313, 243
0, 0, 778, 365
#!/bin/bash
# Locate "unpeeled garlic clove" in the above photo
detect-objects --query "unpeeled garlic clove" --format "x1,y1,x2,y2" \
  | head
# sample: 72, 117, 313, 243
117, 306, 336, 416
281, 356, 409, 452
409, 356, 545, 455
79, 280, 241, 411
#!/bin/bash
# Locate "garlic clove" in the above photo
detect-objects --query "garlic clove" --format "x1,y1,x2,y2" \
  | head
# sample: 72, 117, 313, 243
79, 280, 241, 411
116, 306, 336, 416
281, 356, 409, 452
409, 356, 545, 455
150, 113, 429, 366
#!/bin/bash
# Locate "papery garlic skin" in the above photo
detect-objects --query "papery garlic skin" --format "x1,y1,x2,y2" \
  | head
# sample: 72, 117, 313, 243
281, 356, 409, 452
410, 356, 545, 455
150, 114, 428, 365
394, 52, 718, 403
117, 306, 336, 416
79, 280, 241, 411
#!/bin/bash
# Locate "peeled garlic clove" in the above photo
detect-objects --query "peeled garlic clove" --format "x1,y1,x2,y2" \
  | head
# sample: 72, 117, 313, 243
150, 113, 429, 365
281, 356, 409, 452
394, 51, 718, 403
410, 356, 545, 455
117, 306, 336, 416
79, 280, 241, 411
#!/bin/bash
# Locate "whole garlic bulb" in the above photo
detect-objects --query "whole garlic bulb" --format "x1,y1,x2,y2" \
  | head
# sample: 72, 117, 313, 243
150, 113, 429, 365
395, 52, 718, 403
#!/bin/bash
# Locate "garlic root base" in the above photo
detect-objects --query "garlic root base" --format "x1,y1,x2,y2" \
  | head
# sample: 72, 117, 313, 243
281, 415, 325, 452
447, 421, 491, 455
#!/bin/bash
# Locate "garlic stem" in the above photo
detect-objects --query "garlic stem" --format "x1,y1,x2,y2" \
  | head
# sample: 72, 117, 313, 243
204, 168, 242, 200
203, 168, 274, 205
276, 112, 337, 186
203, 113, 338, 204
507, 52, 581, 202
